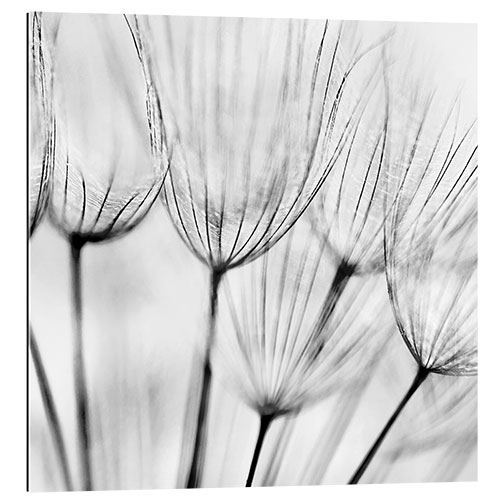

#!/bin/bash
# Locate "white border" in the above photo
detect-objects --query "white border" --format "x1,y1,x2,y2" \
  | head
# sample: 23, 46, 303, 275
2, 1, 499, 499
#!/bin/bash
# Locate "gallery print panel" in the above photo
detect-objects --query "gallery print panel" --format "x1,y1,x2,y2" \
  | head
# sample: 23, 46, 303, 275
28, 11, 477, 491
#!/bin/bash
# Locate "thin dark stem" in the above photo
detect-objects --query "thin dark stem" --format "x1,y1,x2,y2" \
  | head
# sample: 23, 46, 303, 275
302, 262, 353, 363
70, 236, 93, 491
246, 414, 275, 487
315, 261, 353, 334
29, 325, 73, 491
348, 366, 429, 484
261, 415, 296, 486
186, 268, 223, 488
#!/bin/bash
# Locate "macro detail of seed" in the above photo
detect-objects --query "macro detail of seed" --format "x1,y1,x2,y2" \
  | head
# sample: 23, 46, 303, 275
27, 11, 477, 492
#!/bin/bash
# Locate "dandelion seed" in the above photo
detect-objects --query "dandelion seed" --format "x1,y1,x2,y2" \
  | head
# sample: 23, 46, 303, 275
45, 14, 167, 490
146, 16, 390, 487
49, 16, 167, 246
348, 82, 477, 482
385, 126, 478, 378
216, 222, 392, 486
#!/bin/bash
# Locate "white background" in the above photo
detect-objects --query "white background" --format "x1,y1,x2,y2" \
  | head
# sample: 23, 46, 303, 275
1, 0, 499, 499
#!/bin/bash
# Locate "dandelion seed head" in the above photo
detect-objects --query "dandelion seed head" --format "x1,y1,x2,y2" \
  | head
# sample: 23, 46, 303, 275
50, 144, 165, 243
48, 14, 168, 244
147, 16, 374, 270
384, 83, 478, 376
215, 222, 392, 416
392, 263, 477, 376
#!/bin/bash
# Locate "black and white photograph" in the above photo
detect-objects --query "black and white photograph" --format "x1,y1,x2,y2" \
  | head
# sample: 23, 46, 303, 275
26, 6, 481, 495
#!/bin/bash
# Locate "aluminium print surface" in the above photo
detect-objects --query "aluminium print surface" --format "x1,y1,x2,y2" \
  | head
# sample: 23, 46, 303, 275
28, 11, 477, 491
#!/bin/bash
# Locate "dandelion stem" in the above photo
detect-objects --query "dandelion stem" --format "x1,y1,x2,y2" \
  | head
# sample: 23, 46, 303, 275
261, 415, 297, 486
348, 365, 429, 484
306, 262, 353, 361
330, 262, 352, 300
246, 413, 275, 487
186, 268, 223, 488
70, 236, 93, 491
29, 325, 73, 491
